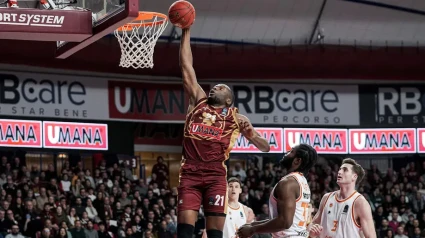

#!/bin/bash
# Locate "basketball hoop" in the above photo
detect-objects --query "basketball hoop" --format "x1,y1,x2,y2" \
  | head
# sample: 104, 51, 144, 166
114, 12, 168, 69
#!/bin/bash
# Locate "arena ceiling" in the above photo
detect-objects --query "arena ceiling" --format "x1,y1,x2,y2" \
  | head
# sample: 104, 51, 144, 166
149, 0, 425, 47
1, 0, 425, 78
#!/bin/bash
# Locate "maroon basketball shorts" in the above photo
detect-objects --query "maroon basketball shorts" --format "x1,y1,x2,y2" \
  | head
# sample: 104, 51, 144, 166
177, 160, 228, 216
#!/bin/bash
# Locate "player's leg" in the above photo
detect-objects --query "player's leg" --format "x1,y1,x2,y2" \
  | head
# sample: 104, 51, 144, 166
177, 175, 202, 238
203, 175, 228, 238
178, 210, 199, 238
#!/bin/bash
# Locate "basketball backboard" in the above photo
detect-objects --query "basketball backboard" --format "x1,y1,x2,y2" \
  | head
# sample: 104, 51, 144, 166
0, 0, 138, 58
55, 0, 139, 58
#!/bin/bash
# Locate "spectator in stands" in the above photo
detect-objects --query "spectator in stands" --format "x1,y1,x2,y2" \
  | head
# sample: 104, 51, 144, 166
394, 226, 408, 238
152, 156, 169, 187
232, 162, 247, 182
6, 224, 24, 238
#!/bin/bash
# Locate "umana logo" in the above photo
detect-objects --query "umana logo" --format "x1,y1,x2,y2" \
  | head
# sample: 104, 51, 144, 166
46, 125, 103, 145
190, 123, 223, 140
43, 122, 108, 150
284, 129, 348, 154
0, 123, 37, 143
287, 132, 343, 149
349, 129, 416, 153
352, 132, 410, 150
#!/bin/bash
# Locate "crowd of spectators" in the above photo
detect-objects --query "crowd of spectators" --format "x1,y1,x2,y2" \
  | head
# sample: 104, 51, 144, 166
0, 153, 424, 238
0, 155, 177, 238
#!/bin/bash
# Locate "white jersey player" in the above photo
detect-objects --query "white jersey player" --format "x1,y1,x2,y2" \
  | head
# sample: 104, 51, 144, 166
224, 177, 255, 238
202, 177, 255, 238
237, 144, 318, 238
309, 158, 376, 238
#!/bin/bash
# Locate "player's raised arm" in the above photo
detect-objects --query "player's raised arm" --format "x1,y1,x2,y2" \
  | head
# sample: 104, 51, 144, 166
236, 113, 270, 152
180, 28, 206, 108
356, 197, 376, 238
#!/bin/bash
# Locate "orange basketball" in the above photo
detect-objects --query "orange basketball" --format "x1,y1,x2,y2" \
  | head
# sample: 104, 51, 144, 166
168, 0, 196, 29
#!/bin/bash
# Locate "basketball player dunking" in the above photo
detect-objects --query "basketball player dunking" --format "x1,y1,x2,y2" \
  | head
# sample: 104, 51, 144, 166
308, 158, 376, 238
177, 27, 270, 238
237, 144, 318, 238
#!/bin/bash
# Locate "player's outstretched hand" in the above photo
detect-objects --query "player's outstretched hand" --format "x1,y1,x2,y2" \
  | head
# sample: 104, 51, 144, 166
308, 224, 323, 237
237, 224, 254, 238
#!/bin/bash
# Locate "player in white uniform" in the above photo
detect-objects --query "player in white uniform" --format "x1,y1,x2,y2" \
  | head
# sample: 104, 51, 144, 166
308, 158, 376, 238
237, 144, 318, 238
202, 177, 255, 238
224, 177, 255, 238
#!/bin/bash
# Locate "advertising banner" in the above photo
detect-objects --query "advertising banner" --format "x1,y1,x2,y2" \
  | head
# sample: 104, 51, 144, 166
43, 121, 108, 150
0, 119, 42, 148
0, 71, 362, 126
231, 128, 284, 153
227, 84, 359, 125
417, 128, 425, 153
360, 85, 425, 126
349, 128, 416, 154
284, 128, 348, 154
109, 80, 210, 122
0, 71, 108, 120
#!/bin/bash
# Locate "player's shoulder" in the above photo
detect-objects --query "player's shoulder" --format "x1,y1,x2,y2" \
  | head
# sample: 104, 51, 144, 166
353, 194, 368, 206
321, 192, 335, 202
280, 174, 298, 183
243, 204, 253, 211
275, 175, 299, 191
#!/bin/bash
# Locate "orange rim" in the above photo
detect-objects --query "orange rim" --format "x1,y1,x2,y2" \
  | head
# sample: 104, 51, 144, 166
116, 11, 168, 32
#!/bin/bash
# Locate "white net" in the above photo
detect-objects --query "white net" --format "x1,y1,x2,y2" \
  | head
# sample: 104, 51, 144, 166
114, 13, 168, 69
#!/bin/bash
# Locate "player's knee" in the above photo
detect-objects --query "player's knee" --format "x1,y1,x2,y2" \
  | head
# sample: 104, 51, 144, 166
206, 229, 223, 238
177, 223, 195, 238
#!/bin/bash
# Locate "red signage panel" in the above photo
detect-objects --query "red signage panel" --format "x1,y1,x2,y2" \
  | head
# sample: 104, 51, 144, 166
284, 128, 348, 154
43, 121, 108, 150
349, 128, 416, 154
0, 119, 42, 148
231, 128, 283, 153
417, 128, 425, 153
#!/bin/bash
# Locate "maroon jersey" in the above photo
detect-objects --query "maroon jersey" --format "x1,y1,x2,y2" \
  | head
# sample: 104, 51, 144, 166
183, 98, 240, 163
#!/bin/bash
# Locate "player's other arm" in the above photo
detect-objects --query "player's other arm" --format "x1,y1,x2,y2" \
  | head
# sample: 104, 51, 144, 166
356, 197, 376, 238
308, 193, 331, 237
236, 114, 270, 152
180, 28, 206, 109
243, 206, 256, 224
239, 177, 298, 235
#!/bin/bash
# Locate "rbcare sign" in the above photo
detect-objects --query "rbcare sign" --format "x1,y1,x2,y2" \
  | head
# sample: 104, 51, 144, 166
360, 86, 425, 126
0, 72, 108, 120
284, 128, 348, 154
229, 84, 359, 125
0, 119, 42, 148
349, 128, 416, 154
231, 128, 283, 153
43, 121, 108, 150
